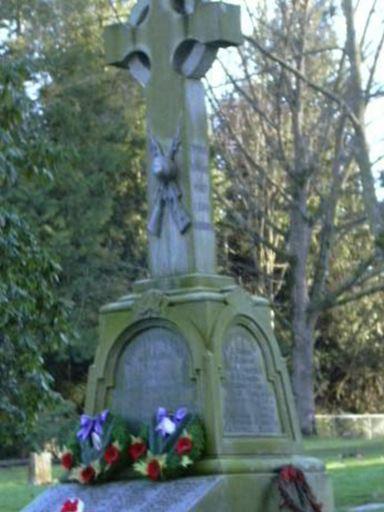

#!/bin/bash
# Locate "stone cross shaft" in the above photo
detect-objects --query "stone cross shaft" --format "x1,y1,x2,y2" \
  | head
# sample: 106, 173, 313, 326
104, 0, 242, 277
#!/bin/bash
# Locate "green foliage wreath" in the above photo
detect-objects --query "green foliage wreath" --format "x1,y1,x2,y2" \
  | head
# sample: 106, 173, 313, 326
60, 408, 205, 484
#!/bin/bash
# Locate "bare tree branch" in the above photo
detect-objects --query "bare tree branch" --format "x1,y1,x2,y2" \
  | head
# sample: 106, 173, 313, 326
245, 35, 361, 128
221, 213, 290, 261
342, 0, 384, 249
108, 0, 122, 23
310, 115, 348, 305
365, 27, 384, 100
310, 255, 378, 312
360, 0, 379, 51
324, 282, 384, 310
207, 87, 296, 208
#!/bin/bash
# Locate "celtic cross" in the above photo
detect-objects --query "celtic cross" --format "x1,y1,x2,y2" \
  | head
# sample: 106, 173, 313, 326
104, 0, 242, 277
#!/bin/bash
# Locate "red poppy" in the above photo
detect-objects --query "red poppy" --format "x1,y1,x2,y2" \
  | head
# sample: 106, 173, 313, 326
80, 465, 96, 484
147, 459, 161, 481
61, 452, 74, 470
128, 442, 147, 461
61, 499, 79, 512
280, 465, 301, 482
104, 445, 120, 465
175, 436, 193, 456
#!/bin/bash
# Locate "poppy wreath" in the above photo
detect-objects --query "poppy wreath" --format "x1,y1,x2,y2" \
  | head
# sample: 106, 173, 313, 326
60, 407, 205, 484
132, 407, 205, 481
60, 410, 136, 484
277, 465, 323, 512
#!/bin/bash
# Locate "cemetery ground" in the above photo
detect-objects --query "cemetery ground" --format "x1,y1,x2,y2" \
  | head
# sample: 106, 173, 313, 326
0, 438, 383, 512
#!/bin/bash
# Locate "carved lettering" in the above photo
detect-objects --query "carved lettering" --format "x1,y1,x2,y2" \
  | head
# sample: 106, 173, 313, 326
222, 326, 281, 436
194, 182, 209, 193
193, 202, 210, 212
194, 221, 213, 231
189, 143, 212, 227
190, 144, 209, 174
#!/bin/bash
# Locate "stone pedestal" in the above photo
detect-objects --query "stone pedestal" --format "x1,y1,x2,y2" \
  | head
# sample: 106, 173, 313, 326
86, 275, 300, 450
82, 274, 333, 509
24, 275, 333, 510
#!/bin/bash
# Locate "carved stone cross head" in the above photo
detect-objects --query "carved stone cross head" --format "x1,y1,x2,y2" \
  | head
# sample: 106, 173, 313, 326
104, 0, 243, 87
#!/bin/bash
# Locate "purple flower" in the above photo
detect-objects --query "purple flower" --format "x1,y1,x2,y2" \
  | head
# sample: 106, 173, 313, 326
77, 410, 109, 447
155, 407, 187, 438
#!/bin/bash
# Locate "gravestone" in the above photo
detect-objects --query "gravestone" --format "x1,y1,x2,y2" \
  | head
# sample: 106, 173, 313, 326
24, 0, 334, 510
28, 452, 52, 486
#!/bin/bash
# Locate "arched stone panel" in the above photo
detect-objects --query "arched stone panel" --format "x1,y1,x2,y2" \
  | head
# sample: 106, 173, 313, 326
221, 324, 282, 436
111, 326, 199, 425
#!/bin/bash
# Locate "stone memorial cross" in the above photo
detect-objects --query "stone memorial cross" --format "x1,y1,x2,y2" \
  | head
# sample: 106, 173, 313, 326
104, 0, 242, 277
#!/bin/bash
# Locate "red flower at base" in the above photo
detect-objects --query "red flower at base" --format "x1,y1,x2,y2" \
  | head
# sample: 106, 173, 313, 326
80, 465, 96, 484
61, 452, 74, 470
128, 442, 147, 461
147, 459, 161, 481
280, 465, 303, 483
61, 499, 80, 512
175, 436, 193, 456
104, 445, 120, 465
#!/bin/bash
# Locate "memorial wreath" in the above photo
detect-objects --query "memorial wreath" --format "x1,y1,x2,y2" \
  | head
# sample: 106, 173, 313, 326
60, 407, 205, 484
277, 465, 323, 512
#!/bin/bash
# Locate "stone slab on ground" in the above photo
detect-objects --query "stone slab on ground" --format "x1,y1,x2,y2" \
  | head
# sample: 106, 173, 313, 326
21, 476, 223, 512
350, 505, 384, 512
21, 467, 333, 512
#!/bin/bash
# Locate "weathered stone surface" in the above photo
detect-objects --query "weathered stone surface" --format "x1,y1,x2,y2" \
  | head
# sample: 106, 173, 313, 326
22, 464, 334, 512
81, 0, 334, 507
28, 452, 52, 485
104, 0, 243, 277
22, 476, 223, 512
222, 325, 281, 435
112, 327, 198, 424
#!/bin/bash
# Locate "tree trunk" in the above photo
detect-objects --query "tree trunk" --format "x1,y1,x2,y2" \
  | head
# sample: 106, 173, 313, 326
288, 5, 318, 432
342, 0, 384, 249
289, 184, 317, 435
292, 312, 317, 435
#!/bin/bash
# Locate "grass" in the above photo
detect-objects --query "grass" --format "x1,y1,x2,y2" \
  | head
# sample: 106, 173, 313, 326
304, 437, 384, 457
328, 456, 384, 511
0, 439, 383, 511
304, 437, 384, 511
0, 465, 61, 512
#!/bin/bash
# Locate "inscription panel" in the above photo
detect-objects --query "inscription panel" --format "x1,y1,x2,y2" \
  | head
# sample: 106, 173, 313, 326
112, 327, 198, 424
222, 325, 281, 435
190, 143, 213, 231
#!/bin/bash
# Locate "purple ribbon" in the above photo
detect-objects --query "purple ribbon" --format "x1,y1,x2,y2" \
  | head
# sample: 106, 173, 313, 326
155, 407, 187, 437
77, 410, 109, 443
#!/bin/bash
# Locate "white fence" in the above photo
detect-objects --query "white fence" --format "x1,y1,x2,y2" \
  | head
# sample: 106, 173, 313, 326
316, 414, 384, 439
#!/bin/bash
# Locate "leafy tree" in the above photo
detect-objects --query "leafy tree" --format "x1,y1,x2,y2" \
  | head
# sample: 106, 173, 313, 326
317, 292, 384, 413
0, 50, 72, 448
7, 0, 147, 402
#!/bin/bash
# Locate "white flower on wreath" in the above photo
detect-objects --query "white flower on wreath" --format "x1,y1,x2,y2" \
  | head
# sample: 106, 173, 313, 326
156, 416, 176, 436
